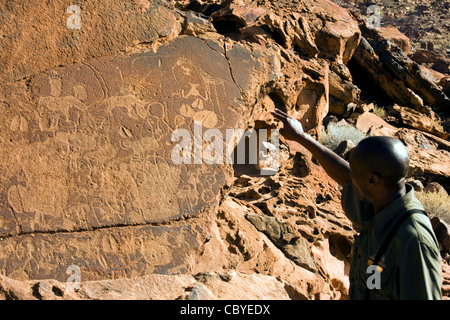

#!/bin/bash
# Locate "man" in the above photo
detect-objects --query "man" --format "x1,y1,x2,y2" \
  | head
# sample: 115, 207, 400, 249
272, 109, 442, 300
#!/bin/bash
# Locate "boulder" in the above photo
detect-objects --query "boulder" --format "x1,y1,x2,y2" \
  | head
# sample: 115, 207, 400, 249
303, 0, 361, 64
438, 76, 450, 98
430, 217, 450, 256
377, 26, 411, 55
411, 50, 450, 75
365, 123, 450, 187
424, 182, 448, 194
392, 128, 450, 186
328, 69, 361, 105
350, 12, 450, 114
245, 213, 318, 272
351, 37, 425, 108
354, 111, 397, 134
390, 104, 449, 139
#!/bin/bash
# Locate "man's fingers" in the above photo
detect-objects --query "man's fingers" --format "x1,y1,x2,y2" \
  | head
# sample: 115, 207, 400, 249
271, 109, 289, 121
271, 109, 289, 117
271, 112, 283, 120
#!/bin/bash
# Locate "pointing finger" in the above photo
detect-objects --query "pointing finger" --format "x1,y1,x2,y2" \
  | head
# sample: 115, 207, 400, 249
271, 109, 289, 119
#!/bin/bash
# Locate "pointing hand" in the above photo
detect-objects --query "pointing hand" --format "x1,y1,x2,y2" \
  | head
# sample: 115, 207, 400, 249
271, 109, 304, 141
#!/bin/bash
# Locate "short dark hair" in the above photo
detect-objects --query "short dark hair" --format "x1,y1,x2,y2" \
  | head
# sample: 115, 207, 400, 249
350, 136, 410, 183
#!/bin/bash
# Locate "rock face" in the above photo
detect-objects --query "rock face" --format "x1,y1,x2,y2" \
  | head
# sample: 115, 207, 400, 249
0, 0, 449, 300
0, 7, 285, 280
350, 12, 450, 113
377, 26, 411, 55
0, 0, 182, 85
332, 0, 450, 61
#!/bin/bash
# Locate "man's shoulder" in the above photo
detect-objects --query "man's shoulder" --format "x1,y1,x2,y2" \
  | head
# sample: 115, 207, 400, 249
396, 210, 439, 253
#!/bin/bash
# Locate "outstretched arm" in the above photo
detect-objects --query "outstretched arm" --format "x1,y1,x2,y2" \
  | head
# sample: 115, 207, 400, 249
272, 109, 351, 187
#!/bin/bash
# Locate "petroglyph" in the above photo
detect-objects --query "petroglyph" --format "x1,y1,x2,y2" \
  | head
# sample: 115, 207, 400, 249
0, 35, 270, 280
73, 83, 88, 101
49, 76, 63, 97
10, 115, 28, 132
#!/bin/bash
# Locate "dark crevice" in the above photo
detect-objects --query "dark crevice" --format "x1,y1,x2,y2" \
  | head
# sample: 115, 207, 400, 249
176, 0, 224, 17
328, 233, 352, 260
293, 45, 311, 59
271, 30, 286, 47
0, 211, 200, 241
31, 283, 41, 299
213, 19, 241, 35
347, 57, 394, 106
222, 42, 242, 94
52, 286, 64, 297
269, 92, 286, 112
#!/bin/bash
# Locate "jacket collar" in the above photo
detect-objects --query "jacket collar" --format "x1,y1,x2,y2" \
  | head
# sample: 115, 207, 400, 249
371, 184, 419, 235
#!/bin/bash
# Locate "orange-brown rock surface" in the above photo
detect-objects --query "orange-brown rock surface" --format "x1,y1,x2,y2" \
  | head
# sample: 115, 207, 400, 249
0, 0, 449, 300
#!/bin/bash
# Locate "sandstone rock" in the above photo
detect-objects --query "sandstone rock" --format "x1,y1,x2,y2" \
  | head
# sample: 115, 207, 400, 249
303, 0, 361, 64
0, 0, 182, 84
407, 179, 424, 192
424, 182, 448, 195
438, 76, 450, 98
354, 111, 397, 134
0, 27, 284, 281
350, 12, 450, 113
182, 283, 218, 300
190, 270, 291, 300
182, 11, 216, 37
356, 122, 450, 189
442, 261, 450, 299
390, 104, 449, 139
294, 61, 330, 136
185, 0, 361, 67
430, 217, 450, 256
210, 4, 267, 28
404, 148, 450, 188
411, 50, 450, 75
408, 148, 450, 184
193, 197, 328, 299
0, 270, 298, 300
77, 273, 197, 300
0, 0, 349, 289
328, 69, 361, 104
377, 26, 411, 55
355, 102, 376, 114
311, 237, 350, 299
0, 275, 36, 300
246, 213, 317, 272
351, 37, 425, 108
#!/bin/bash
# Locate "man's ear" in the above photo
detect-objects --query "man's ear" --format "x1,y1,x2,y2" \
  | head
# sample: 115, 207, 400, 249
368, 172, 381, 185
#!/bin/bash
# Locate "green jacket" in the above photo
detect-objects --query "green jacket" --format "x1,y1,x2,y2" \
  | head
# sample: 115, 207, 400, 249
341, 183, 442, 300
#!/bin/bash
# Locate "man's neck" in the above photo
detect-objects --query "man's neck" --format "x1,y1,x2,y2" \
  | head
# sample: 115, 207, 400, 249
373, 182, 407, 214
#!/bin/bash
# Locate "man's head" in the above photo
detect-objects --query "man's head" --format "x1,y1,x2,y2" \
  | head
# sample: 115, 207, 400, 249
349, 136, 409, 202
